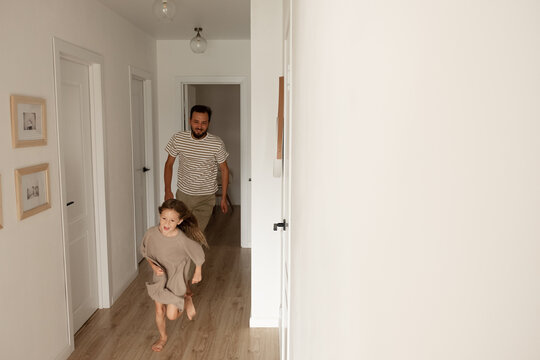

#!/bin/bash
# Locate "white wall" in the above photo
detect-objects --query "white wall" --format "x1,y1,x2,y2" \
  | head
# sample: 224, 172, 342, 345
250, 0, 283, 326
290, 1, 540, 359
156, 40, 250, 204
0, 1, 156, 359
194, 84, 242, 205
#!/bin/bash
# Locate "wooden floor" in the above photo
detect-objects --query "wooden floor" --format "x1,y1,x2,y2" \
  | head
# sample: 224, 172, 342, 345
68, 206, 279, 360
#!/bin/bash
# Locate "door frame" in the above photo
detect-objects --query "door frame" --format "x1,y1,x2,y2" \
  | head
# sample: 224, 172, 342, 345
52, 37, 111, 345
129, 66, 156, 267
175, 76, 251, 248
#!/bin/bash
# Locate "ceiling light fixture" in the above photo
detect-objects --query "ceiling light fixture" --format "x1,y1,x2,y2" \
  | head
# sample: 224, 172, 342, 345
153, 0, 176, 22
190, 27, 207, 54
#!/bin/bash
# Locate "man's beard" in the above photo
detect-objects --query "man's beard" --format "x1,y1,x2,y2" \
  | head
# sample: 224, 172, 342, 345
191, 130, 207, 139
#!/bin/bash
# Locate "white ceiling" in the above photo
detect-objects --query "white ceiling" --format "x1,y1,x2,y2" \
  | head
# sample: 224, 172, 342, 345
97, 0, 250, 40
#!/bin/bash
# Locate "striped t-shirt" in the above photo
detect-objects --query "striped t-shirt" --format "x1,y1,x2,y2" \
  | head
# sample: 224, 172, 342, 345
165, 131, 229, 195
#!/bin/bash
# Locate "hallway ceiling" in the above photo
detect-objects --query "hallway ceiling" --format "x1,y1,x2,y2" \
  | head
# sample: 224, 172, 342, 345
97, 0, 250, 40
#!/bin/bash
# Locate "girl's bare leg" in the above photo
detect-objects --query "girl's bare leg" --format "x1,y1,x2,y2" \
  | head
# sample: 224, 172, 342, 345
152, 302, 168, 352
184, 277, 195, 319
184, 294, 196, 320
166, 304, 183, 320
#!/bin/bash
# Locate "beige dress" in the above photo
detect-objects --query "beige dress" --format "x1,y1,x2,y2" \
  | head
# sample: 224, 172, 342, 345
140, 226, 205, 311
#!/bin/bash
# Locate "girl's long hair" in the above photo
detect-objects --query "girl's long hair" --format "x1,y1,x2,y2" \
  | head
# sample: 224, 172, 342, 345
159, 199, 209, 248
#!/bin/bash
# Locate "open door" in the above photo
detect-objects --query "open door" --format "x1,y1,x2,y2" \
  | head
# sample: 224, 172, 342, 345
182, 84, 197, 131
278, 5, 292, 358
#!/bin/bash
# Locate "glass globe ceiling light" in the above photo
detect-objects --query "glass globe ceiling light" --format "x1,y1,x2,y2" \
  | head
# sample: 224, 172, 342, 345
153, 0, 176, 22
190, 27, 207, 54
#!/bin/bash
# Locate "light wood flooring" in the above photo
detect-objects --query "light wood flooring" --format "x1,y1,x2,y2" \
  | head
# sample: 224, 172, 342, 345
67, 206, 279, 360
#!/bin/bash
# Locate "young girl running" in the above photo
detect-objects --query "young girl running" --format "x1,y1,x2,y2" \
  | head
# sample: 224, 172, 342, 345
140, 199, 209, 352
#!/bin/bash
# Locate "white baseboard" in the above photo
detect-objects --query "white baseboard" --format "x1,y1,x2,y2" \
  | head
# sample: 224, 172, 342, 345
54, 343, 74, 360
249, 316, 279, 328
111, 268, 138, 305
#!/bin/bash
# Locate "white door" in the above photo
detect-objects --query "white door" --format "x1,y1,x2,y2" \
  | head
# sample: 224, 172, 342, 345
131, 77, 147, 263
183, 84, 197, 130
58, 58, 99, 333
279, 9, 292, 360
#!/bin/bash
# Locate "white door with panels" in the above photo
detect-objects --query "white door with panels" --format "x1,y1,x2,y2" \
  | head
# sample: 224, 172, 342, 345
58, 57, 99, 333
131, 76, 148, 263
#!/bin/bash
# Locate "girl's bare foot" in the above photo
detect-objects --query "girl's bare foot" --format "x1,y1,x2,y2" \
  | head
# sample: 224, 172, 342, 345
185, 295, 196, 320
152, 337, 167, 352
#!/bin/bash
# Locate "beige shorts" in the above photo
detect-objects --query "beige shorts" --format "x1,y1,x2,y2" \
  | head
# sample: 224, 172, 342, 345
175, 190, 215, 232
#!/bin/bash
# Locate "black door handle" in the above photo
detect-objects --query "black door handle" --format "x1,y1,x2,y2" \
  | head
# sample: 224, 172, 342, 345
143, 167, 150, 172
66, 201, 74, 206
273, 219, 288, 231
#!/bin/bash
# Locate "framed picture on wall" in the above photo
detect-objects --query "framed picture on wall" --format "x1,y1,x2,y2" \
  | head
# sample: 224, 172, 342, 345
276, 76, 284, 160
0, 175, 3, 229
15, 163, 51, 220
10, 95, 47, 148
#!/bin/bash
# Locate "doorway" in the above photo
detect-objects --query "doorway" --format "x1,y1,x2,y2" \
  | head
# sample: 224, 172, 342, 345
183, 84, 241, 208
53, 38, 111, 340
176, 77, 250, 247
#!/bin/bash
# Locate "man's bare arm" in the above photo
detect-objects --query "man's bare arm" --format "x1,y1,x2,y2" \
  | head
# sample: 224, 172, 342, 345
164, 155, 176, 201
219, 161, 229, 213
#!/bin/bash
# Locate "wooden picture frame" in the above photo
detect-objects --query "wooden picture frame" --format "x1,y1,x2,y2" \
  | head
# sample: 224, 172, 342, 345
10, 95, 47, 148
15, 163, 51, 220
276, 76, 284, 160
0, 175, 3, 229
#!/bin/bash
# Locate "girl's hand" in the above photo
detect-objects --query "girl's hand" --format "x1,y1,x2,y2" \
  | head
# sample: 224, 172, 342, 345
146, 258, 165, 276
192, 272, 202, 284
192, 265, 202, 284
153, 265, 164, 276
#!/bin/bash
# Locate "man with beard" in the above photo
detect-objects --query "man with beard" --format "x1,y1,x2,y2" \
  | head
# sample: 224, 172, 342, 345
163, 105, 229, 231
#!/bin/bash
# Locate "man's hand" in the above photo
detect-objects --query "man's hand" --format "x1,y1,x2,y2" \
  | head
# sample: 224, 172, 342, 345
220, 197, 229, 214
164, 190, 174, 201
